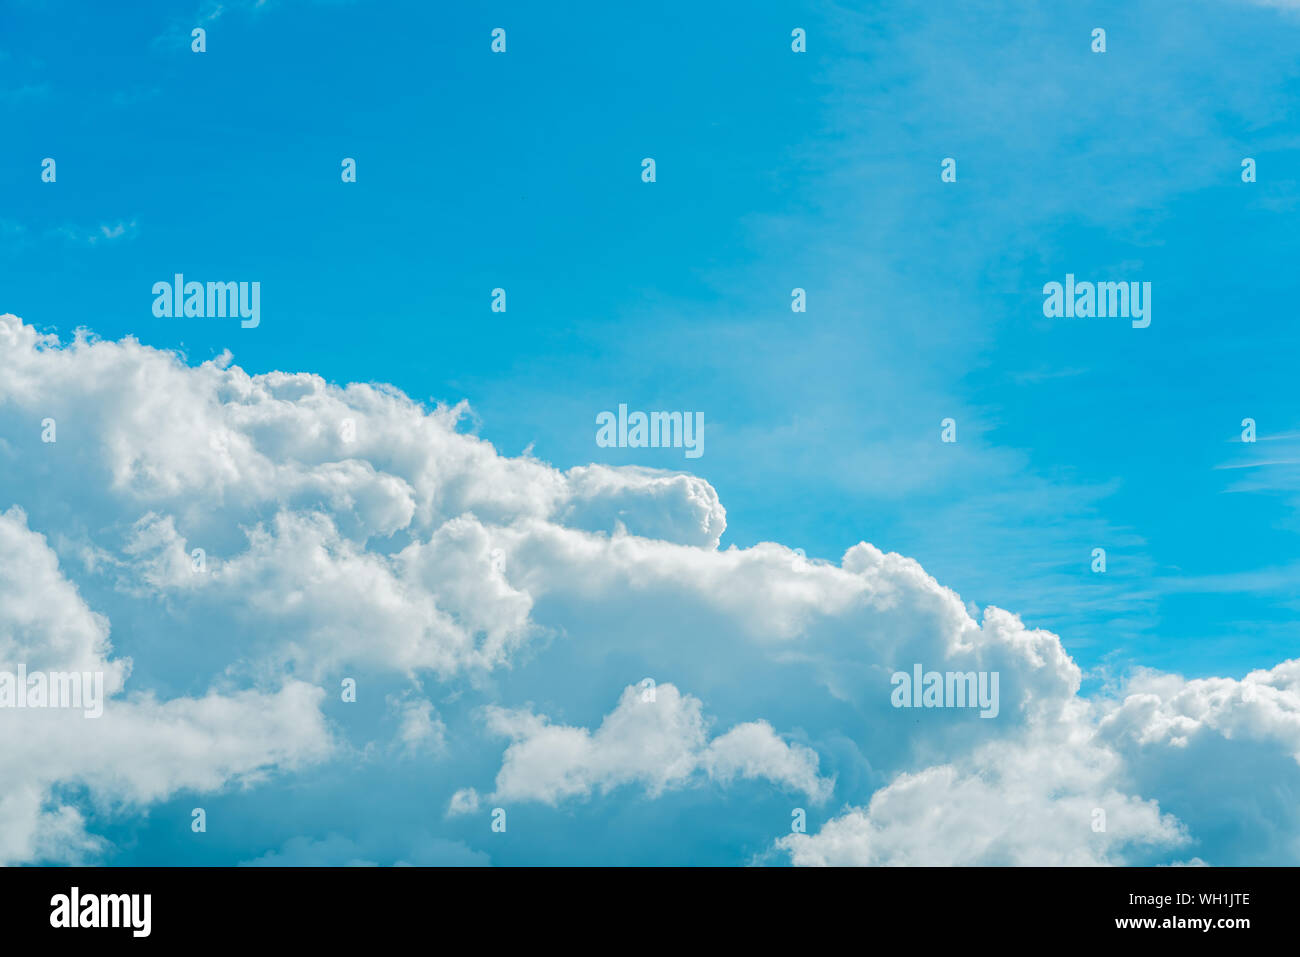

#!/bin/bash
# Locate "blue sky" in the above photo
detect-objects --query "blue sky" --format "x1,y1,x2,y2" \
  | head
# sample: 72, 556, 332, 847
3, 0, 1300, 866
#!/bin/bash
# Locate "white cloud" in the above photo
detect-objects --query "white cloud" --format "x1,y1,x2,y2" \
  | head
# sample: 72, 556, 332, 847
4, 313, 1300, 864
469, 683, 832, 806
387, 693, 447, 757
446, 787, 481, 817
0, 316, 718, 679
778, 730, 1186, 866
780, 659, 1300, 866
0, 506, 333, 865
560, 465, 726, 549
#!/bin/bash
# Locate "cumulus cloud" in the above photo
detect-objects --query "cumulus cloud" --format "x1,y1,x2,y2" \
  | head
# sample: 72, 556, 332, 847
779, 658, 1300, 866
0, 316, 719, 680
778, 729, 1187, 866
0, 506, 333, 865
458, 683, 832, 808
3, 313, 1300, 865
560, 465, 726, 549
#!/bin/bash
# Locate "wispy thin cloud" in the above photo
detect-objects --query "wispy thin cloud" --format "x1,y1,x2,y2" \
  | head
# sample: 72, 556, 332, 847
45, 220, 140, 246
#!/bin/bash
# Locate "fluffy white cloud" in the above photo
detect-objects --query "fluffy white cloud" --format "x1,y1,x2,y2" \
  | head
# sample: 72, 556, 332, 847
460, 683, 832, 807
4, 313, 1300, 865
779, 658, 1300, 866
560, 465, 726, 549
778, 727, 1186, 866
0, 506, 333, 865
0, 317, 721, 680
